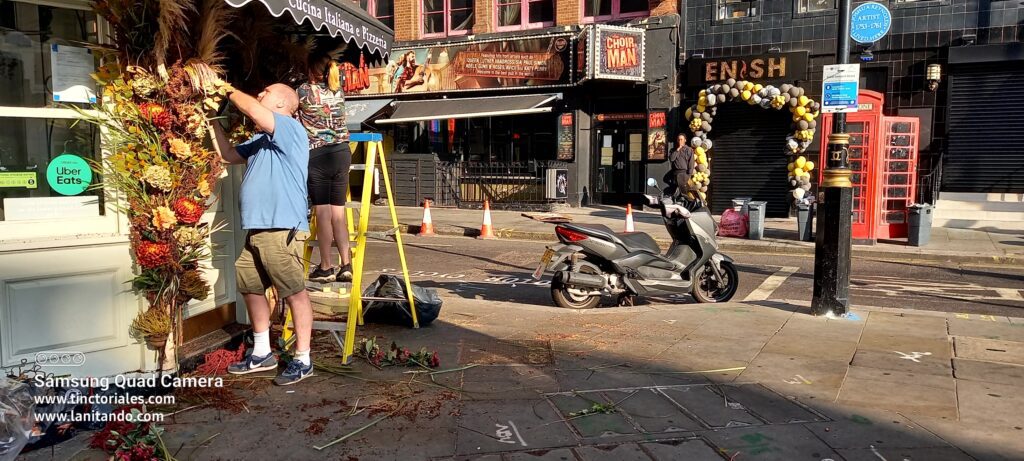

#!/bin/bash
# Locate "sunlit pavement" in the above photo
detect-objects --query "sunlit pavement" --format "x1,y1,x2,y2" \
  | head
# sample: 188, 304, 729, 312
25, 237, 1024, 461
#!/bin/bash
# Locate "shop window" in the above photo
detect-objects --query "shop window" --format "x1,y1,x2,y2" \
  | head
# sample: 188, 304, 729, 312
496, 0, 554, 31
716, 0, 759, 21
1, 0, 105, 224
360, 0, 395, 30
422, 0, 475, 38
583, 0, 649, 23
796, 0, 835, 14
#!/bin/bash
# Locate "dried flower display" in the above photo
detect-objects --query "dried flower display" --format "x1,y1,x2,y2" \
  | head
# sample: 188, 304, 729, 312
73, 0, 238, 368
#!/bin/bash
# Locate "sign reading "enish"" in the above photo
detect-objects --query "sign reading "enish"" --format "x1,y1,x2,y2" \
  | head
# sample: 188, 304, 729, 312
687, 51, 809, 86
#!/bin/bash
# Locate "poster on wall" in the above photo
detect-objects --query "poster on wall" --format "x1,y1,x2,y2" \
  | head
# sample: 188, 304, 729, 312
647, 111, 667, 160
346, 33, 574, 96
592, 25, 645, 82
50, 44, 96, 103
557, 113, 575, 161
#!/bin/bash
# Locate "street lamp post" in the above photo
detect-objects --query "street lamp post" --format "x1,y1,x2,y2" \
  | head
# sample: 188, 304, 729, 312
812, 0, 854, 316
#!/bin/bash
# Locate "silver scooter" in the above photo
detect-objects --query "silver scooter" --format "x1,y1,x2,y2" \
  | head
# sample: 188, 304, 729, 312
533, 178, 739, 309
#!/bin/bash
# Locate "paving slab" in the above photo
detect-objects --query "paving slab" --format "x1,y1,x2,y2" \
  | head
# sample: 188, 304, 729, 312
738, 351, 848, 402
702, 425, 842, 461
552, 362, 658, 391
639, 438, 727, 461
759, 333, 859, 363
904, 414, 1024, 461
844, 365, 956, 392
504, 447, 578, 461
574, 443, 652, 461
857, 333, 953, 359
774, 314, 866, 342
804, 413, 950, 450
548, 393, 638, 438
716, 383, 828, 424
462, 365, 561, 400
835, 447, 976, 461
952, 357, 1024, 386
836, 375, 958, 419
659, 385, 763, 429
956, 380, 1024, 429
455, 400, 577, 455
953, 336, 1024, 365
850, 348, 953, 377
602, 388, 704, 434
948, 318, 1024, 342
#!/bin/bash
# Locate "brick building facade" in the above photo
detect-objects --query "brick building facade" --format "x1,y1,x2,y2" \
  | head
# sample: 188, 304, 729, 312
353, 0, 685, 209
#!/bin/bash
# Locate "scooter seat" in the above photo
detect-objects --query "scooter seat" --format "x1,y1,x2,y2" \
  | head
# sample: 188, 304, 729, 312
563, 224, 661, 254
615, 232, 661, 254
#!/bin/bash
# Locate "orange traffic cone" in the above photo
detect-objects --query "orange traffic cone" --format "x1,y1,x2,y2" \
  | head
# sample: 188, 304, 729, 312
478, 200, 496, 239
624, 203, 635, 233
418, 200, 435, 236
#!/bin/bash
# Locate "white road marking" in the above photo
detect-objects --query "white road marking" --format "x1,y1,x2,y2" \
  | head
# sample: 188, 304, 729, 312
744, 266, 800, 301
852, 275, 1024, 302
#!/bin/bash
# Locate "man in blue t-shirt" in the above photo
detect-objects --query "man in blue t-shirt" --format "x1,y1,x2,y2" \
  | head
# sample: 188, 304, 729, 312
211, 83, 314, 386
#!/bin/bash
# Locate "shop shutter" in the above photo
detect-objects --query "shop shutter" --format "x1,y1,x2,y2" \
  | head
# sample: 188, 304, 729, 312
945, 67, 1024, 193
708, 103, 792, 218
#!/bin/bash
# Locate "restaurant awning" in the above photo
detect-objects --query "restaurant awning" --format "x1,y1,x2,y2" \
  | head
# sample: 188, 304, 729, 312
224, 0, 393, 57
345, 98, 393, 131
376, 94, 561, 124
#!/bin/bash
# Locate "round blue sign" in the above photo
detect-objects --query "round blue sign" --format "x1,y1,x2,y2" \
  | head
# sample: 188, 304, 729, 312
850, 2, 892, 44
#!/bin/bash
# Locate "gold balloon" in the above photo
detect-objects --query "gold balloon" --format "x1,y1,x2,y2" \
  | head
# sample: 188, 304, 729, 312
796, 106, 807, 117
787, 162, 796, 171
741, 90, 752, 100
796, 156, 807, 168
798, 95, 809, 106
696, 146, 706, 156
805, 161, 815, 171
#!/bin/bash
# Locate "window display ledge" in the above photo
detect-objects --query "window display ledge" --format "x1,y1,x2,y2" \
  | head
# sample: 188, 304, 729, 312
0, 233, 128, 253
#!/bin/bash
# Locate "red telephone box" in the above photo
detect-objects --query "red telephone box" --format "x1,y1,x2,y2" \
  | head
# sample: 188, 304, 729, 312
819, 90, 920, 242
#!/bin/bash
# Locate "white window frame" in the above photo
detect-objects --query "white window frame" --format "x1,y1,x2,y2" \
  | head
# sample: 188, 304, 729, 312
0, 0, 123, 247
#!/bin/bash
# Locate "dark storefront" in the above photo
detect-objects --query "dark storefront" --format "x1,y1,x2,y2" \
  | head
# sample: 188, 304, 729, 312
683, 51, 811, 217
343, 17, 681, 210
682, 0, 1023, 222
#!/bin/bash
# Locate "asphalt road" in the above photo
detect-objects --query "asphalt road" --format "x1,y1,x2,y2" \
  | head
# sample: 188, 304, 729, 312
350, 235, 1024, 317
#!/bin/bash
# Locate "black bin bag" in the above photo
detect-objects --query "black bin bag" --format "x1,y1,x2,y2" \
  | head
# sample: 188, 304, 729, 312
361, 275, 442, 327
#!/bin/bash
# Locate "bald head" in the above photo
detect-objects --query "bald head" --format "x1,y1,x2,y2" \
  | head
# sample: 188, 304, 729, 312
257, 84, 300, 116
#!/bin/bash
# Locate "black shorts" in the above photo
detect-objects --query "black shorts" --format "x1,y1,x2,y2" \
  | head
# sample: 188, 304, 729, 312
308, 143, 352, 206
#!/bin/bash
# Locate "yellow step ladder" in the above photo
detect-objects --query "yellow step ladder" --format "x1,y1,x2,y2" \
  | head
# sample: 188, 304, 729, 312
280, 132, 418, 364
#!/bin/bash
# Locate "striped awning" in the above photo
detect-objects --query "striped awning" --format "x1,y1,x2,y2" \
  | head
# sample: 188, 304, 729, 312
224, 0, 393, 57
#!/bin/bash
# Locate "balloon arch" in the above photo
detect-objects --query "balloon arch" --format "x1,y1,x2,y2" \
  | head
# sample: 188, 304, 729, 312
683, 78, 821, 203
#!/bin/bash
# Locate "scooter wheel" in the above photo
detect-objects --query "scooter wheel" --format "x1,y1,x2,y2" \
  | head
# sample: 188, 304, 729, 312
692, 261, 739, 303
551, 285, 601, 309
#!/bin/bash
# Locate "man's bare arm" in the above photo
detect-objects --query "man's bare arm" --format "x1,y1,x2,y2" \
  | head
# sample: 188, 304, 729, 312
229, 90, 276, 135
211, 122, 245, 164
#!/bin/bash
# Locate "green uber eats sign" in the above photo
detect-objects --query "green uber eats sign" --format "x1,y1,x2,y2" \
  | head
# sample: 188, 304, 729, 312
46, 153, 92, 195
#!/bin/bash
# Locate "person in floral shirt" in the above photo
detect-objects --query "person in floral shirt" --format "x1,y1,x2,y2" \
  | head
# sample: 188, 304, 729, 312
297, 53, 353, 283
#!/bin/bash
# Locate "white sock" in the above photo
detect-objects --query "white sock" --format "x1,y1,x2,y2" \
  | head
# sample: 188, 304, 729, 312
294, 349, 311, 367
252, 329, 271, 357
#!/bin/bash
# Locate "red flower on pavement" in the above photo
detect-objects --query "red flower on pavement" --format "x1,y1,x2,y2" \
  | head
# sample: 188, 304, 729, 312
136, 241, 172, 268
138, 103, 171, 131
173, 197, 203, 224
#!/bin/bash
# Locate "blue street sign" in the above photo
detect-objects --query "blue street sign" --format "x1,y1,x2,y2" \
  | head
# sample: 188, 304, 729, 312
822, 64, 860, 113
850, 2, 892, 44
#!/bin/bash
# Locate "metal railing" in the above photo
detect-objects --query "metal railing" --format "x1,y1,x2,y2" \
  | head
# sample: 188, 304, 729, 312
917, 151, 943, 205
434, 161, 569, 210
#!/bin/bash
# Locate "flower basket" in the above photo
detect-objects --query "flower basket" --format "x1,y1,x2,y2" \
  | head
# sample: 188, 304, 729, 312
145, 333, 168, 350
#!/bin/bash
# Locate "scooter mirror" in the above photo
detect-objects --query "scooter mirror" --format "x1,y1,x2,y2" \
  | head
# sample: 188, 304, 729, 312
646, 178, 658, 188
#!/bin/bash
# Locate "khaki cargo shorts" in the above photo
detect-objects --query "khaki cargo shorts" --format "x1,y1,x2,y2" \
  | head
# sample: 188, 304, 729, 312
235, 229, 310, 298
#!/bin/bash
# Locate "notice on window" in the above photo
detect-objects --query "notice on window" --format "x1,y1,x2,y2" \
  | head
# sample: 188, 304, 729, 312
50, 44, 97, 104
628, 134, 643, 161
600, 147, 614, 166
0, 172, 38, 189
3, 196, 98, 221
